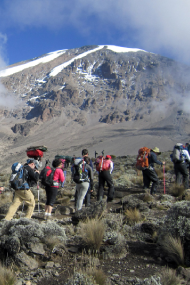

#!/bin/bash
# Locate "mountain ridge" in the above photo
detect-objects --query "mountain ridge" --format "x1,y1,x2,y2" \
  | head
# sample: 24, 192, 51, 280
0, 44, 189, 171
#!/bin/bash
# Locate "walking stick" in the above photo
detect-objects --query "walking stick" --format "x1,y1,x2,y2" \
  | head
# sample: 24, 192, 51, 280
163, 164, 166, 194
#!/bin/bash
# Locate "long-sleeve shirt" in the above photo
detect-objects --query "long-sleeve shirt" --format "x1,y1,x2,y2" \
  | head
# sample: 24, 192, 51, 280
24, 164, 39, 187
148, 151, 163, 168
52, 168, 65, 188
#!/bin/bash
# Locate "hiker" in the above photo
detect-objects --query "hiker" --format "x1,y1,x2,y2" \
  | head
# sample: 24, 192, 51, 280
73, 149, 93, 208
172, 143, 190, 189
97, 155, 114, 202
72, 157, 93, 211
82, 149, 93, 170
142, 147, 165, 195
5, 159, 40, 220
84, 156, 93, 207
44, 158, 65, 218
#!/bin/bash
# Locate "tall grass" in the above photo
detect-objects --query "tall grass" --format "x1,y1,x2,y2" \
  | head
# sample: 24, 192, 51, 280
160, 235, 184, 266
124, 208, 142, 226
168, 184, 185, 197
160, 267, 183, 285
0, 264, 16, 285
79, 218, 105, 251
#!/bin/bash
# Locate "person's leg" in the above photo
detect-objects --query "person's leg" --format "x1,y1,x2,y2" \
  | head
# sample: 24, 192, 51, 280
19, 189, 35, 219
97, 172, 105, 201
76, 182, 89, 210
85, 187, 91, 207
142, 169, 151, 189
179, 163, 189, 189
174, 163, 183, 185
103, 171, 114, 201
5, 191, 23, 220
45, 186, 58, 215
147, 169, 159, 195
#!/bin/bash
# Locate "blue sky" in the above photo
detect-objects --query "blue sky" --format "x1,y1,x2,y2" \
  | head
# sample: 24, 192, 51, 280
0, 0, 190, 67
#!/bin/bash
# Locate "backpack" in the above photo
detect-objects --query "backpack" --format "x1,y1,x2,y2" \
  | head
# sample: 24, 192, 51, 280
26, 149, 44, 158
172, 143, 184, 163
95, 156, 111, 172
39, 166, 56, 187
10, 163, 29, 190
136, 147, 151, 170
72, 158, 89, 183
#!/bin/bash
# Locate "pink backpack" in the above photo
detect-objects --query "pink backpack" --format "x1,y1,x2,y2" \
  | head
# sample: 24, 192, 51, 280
95, 156, 111, 171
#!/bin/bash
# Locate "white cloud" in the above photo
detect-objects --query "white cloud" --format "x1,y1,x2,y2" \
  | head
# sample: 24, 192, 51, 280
1, 0, 190, 64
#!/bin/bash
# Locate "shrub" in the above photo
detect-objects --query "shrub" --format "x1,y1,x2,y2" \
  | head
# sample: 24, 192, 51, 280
79, 218, 105, 251
124, 208, 142, 226
160, 267, 183, 285
169, 184, 185, 197
87, 268, 107, 285
0, 264, 16, 285
131, 176, 143, 186
142, 194, 153, 202
160, 235, 184, 266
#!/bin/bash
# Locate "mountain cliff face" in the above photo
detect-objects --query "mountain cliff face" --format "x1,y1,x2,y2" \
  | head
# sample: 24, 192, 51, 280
0, 45, 190, 169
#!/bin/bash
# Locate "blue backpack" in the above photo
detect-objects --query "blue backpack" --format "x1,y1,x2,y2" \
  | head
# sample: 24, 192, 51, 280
10, 162, 29, 190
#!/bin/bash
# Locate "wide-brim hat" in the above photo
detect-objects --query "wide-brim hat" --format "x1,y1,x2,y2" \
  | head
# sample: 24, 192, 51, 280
151, 147, 161, 155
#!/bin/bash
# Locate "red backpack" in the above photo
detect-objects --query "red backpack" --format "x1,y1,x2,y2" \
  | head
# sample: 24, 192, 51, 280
136, 147, 151, 170
95, 156, 111, 172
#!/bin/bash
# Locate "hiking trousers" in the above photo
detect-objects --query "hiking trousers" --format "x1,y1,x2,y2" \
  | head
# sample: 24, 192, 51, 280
5, 189, 35, 220
142, 167, 159, 195
76, 182, 89, 210
174, 162, 189, 189
98, 170, 114, 201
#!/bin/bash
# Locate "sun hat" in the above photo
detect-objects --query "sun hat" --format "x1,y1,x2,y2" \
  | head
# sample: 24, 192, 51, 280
151, 147, 161, 155
106, 155, 112, 159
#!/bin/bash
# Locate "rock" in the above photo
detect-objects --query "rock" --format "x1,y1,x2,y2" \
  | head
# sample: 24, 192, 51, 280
45, 261, 54, 268
27, 242, 45, 255
72, 200, 107, 224
15, 251, 39, 269
121, 194, 150, 212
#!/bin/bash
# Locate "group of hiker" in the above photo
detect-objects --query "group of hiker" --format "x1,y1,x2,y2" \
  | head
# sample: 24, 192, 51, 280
137, 142, 190, 196
3, 147, 115, 220
4, 141, 190, 221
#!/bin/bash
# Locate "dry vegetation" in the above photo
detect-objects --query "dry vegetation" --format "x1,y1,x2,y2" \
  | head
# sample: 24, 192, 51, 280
79, 218, 105, 251
160, 235, 184, 266
160, 268, 183, 285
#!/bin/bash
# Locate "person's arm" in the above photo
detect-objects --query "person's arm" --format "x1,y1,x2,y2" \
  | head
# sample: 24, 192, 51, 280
27, 166, 39, 182
86, 164, 93, 190
110, 161, 114, 173
183, 149, 190, 162
151, 152, 163, 166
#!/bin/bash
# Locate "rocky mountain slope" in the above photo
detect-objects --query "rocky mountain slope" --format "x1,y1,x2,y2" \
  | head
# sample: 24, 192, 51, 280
0, 45, 190, 170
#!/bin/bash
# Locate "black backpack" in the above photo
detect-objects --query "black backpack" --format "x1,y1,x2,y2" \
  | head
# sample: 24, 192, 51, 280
39, 166, 56, 187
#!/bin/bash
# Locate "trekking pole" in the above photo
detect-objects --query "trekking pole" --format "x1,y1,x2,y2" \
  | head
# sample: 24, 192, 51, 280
163, 164, 166, 194
38, 187, 40, 213
20, 201, 25, 218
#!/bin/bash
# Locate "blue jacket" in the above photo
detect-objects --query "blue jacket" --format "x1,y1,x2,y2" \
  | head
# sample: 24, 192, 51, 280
148, 151, 162, 168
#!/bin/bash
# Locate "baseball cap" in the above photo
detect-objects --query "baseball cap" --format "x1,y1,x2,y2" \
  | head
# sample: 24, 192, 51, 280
27, 158, 39, 169
106, 155, 112, 159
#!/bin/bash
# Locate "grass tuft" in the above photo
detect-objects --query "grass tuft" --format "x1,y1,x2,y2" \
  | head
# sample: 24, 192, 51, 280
160, 235, 184, 266
160, 267, 183, 285
124, 208, 142, 226
169, 184, 185, 197
0, 264, 16, 285
79, 218, 105, 251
